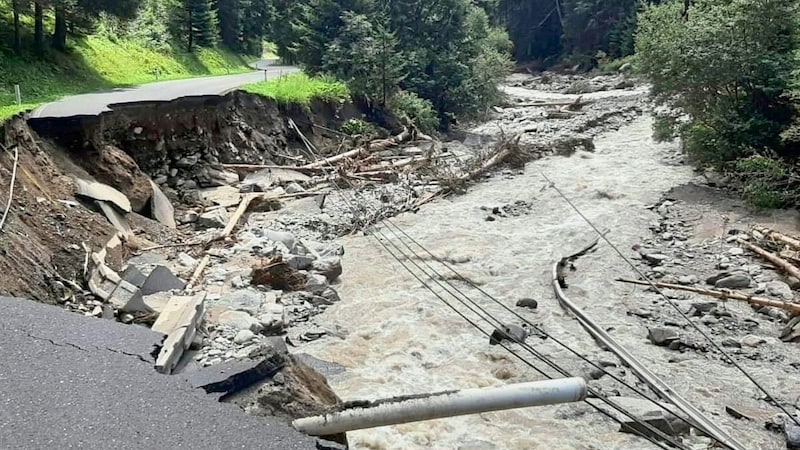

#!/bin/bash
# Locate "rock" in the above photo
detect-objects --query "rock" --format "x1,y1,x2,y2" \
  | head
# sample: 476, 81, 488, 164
689, 302, 717, 317
320, 287, 341, 304
181, 210, 200, 224
489, 324, 528, 345
177, 252, 199, 268
766, 281, 794, 300
305, 274, 329, 295
286, 254, 314, 271
677, 275, 698, 286
198, 186, 241, 207
140, 266, 186, 296
120, 266, 147, 288
175, 154, 200, 168
516, 298, 538, 309
786, 421, 800, 449
780, 316, 800, 342
642, 254, 669, 266
312, 257, 343, 282
316, 438, 347, 450
285, 182, 305, 194
207, 169, 240, 186
217, 311, 263, 333
303, 240, 345, 258
729, 247, 745, 256
606, 396, 690, 439
741, 334, 766, 348
234, 330, 255, 344
197, 209, 231, 229
714, 273, 752, 289
245, 168, 311, 191
258, 303, 287, 335
148, 180, 177, 228
647, 327, 679, 347
90, 145, 154, 213
216, 290, 269, 316
261, 230, 297, 253
154, 175, 168, 185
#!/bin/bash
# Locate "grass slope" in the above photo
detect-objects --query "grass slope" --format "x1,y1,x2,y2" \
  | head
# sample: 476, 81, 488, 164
1, 35, 252, 120
241, 73, 349, 106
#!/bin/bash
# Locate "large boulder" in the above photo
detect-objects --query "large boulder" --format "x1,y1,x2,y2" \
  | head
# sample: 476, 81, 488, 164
91, 144, 154, 213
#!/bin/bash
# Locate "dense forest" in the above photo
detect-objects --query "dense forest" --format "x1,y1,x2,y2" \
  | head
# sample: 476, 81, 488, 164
2, 0, 800, 207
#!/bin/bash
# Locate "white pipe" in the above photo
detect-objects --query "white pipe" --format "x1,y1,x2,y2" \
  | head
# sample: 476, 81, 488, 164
293, 378, 586, 436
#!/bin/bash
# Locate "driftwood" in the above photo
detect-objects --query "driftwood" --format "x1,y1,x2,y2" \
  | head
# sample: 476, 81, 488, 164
616, 278, 800, 314
752, 226, 800, 250
221, 164, 323, 173
738, 238, 800, 280
459, 136, 521, 182
186, 255, 211, 291
512, 96, 592, 109
300, 128, 412, 170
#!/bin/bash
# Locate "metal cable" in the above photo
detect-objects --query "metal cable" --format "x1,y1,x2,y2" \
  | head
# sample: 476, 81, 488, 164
290, 126, 692, 449
534, 168, 800, 427
370, 218, 705, 437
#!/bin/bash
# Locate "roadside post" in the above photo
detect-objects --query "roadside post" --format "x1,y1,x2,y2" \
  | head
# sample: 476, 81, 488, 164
14, 84, 21, 106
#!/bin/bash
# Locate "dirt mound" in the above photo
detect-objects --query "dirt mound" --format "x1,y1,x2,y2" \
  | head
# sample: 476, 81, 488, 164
0, 117, 117, 303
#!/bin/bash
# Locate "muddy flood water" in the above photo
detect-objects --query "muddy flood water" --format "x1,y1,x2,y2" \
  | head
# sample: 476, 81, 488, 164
293, 83, 797, 449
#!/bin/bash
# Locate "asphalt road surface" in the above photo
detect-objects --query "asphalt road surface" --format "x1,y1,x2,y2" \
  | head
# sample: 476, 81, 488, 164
0, 296, 316, 449
31, 60, 298, 119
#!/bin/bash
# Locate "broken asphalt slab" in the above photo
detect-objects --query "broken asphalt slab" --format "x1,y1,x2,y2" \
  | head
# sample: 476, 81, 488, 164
0, 297, 316, 449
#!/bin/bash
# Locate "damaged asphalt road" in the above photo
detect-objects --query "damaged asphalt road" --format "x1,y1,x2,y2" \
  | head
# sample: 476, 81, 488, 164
0, 296, 316, 449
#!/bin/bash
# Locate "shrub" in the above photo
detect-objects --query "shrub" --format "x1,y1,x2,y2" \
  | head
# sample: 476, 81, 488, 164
388, 91, 439, 134
636, 0, 799, 164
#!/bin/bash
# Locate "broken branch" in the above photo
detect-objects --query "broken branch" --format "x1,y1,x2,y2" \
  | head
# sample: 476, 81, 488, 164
752, 226, 800, 251
737, 238, 800, 280
616, 278, 800, 314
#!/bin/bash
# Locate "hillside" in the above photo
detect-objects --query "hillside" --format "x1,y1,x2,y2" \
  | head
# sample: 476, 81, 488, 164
0, 3, 253, 120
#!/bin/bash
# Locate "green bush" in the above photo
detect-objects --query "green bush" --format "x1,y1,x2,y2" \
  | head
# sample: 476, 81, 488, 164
340, 119, 379, 138
636, 0, 799, 164
388, 91, 439, 134
731, 156, 798, 208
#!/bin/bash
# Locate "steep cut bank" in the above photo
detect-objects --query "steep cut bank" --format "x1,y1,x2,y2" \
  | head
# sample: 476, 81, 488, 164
1, 90, 361, 302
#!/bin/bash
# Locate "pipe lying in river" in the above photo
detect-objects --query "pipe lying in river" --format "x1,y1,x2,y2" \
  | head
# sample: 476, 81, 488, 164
292, 378, 587, 436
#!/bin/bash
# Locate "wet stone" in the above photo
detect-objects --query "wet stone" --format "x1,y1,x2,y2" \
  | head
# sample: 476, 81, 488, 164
516, 298, 538, 310
714, 273, 752, 289
647, 327, 679, 346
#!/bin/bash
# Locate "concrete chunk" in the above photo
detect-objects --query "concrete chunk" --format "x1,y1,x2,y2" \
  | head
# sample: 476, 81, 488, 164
121, 266, 147, 288
74, 178, 131, 213
198, 186, 241, 207
96, 200, 133, 238
141, 266, 186, 296
149, 179, 177, 229
153, 293, 206, 374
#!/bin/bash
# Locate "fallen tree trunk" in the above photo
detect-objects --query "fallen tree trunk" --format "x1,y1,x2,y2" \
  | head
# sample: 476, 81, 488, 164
752, 226, 800, 250
738, 239, 800, 280
616, 278, 800, 314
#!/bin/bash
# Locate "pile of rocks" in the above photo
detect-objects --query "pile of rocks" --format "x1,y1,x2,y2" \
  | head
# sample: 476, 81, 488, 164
628, 196, 800, 357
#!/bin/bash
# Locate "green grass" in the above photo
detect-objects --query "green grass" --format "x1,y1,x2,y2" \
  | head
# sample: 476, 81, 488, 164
241, 73, 349, 106
0, 35, 253, 121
